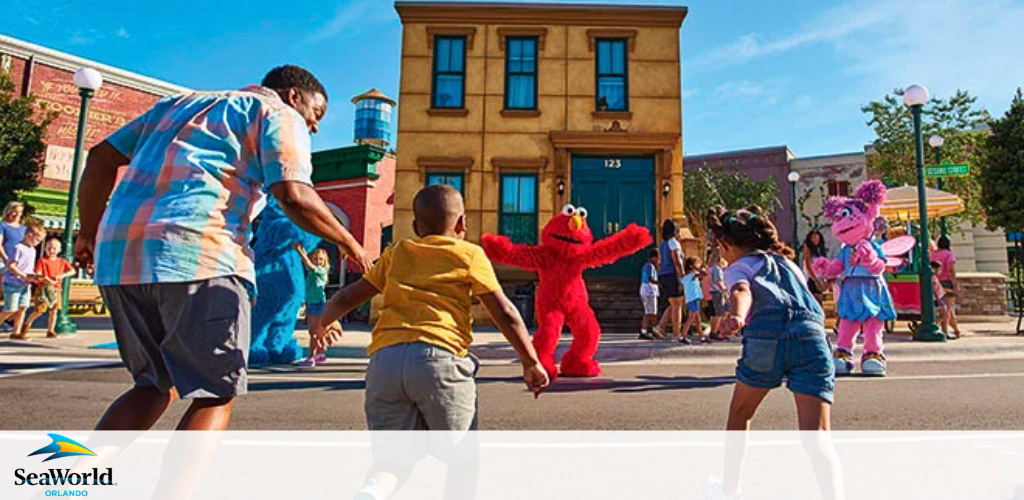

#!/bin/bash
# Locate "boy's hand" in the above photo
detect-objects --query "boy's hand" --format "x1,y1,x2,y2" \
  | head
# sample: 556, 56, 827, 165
721, 313, 745, 335
523, 362, 549, 398
311, 320, 343, 353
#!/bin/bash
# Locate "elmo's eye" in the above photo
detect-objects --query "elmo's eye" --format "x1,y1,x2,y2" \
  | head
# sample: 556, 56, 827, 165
840, 208, 852, 218
577, 207, 589, 218
561, 204, 576, 216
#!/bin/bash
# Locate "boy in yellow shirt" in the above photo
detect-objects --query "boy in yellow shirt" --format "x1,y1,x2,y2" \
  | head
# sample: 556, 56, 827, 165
319, 184, 548, 431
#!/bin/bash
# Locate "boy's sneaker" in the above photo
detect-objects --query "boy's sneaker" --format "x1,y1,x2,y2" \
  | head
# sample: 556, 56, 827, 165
699, 337, 712, 344
352, 479, 382, 500
638, 330, 654, 340
861, 352, 886, 377
833, 349, 854, 376
703, 475, 743, 500
678, 336, 691, 345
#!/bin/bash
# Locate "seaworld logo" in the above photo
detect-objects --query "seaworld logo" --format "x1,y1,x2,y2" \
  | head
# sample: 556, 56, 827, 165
28, 434, 96, 462
13, 434, 115, 488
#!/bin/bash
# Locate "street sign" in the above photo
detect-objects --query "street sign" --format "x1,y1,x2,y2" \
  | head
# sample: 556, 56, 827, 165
924, 163, 969, 178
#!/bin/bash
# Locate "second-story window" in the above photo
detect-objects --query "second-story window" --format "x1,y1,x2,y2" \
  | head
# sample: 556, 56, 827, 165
432, 36, 466, 109
595, 38, 628, 112
505, 37, 537, 110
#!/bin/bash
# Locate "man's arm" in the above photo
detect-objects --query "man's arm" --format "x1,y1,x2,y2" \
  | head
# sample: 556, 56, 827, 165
478, 290, 549, 397
73, 141, 126, 266
271, 181, 372, 272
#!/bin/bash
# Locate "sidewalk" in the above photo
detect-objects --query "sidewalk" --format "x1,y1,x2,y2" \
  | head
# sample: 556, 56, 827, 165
4, 315, 1021, 364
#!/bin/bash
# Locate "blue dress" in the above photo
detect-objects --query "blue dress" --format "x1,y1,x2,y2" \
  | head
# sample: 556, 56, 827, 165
835, 241, 897, 322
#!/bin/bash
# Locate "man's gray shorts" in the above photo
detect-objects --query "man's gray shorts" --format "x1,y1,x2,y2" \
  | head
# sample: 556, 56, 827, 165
100, 276, 250, 399
365, 342, 479, 430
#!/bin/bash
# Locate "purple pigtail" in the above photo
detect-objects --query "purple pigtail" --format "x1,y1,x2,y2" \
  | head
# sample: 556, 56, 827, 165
855, 179, 887, 206
822, 196, 845, 220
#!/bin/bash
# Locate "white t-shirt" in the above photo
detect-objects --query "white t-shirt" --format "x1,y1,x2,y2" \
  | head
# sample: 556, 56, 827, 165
724, 251, 807, 291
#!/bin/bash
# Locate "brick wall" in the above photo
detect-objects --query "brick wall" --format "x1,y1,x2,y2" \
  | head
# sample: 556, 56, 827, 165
956, 272, 1009, 316
6, 55, 165, 191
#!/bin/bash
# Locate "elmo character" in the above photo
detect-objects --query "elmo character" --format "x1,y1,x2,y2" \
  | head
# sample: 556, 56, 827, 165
482, 204, 652, 378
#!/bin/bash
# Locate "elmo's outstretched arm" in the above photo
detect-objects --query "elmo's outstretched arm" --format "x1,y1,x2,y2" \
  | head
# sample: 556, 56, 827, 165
581, 224, 653, 269
481, 234, 543, 271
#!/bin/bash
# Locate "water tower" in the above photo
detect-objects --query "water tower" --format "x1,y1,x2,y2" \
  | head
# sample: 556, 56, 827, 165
352, 88, 395, 148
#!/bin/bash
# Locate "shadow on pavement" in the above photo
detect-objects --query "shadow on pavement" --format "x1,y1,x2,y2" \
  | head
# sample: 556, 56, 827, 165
544, 374, 735, 394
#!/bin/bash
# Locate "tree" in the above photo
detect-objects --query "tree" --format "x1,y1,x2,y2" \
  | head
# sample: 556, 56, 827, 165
0, 70, 55, 210
683, 167, 779, 247
862, 89, 990, 230
978, 88, 1024, 233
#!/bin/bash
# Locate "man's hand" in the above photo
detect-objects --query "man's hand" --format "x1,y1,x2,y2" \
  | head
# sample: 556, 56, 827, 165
523, 362, 550, 399
74, 234, 96, 269
311, 320, 344, 354
721, 313, 746, 335
347, 246, 373, 274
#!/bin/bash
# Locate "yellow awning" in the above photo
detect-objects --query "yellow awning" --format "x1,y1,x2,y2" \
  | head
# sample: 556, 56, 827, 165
880, 185, 965, 221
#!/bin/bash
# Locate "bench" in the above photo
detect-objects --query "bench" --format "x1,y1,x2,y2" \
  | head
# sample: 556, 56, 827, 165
66, 282, 106, 315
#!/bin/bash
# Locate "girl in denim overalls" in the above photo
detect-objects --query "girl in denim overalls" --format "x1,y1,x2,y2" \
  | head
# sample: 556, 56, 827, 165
703, 206, 844, 500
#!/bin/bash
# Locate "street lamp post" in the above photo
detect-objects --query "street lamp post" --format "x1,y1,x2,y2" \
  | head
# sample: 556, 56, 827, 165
787, 171, 801, 253
53, 68, 103, 335
928, 134, 948, 238
904, 84, 945, 342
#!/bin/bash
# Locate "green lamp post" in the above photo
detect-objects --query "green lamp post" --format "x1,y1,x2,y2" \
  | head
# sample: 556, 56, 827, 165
904, 84, 945, 342
787, 170, 801, 253
53, 67, 103, 335
928, 134, 948, 238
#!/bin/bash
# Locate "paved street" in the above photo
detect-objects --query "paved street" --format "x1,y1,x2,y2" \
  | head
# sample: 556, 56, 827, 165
3, 348, 1023, 430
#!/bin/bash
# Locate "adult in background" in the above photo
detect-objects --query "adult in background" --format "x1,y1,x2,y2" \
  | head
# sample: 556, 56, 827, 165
74, 65, 372, 432
0, 201, 27, 333
655, 219, 686, 340
802, 230, 829, 303
932, 235, 961, 338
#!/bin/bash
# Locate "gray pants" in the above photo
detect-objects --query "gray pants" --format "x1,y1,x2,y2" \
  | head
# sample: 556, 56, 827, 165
100, 276, 251, 399
365, 342, 479, 430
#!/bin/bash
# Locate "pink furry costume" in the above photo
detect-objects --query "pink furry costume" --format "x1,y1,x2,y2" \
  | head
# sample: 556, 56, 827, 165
812, 180, 897, 376
482, 204, 652, 379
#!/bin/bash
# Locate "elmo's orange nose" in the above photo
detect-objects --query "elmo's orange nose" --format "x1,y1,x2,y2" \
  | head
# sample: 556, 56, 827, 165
568, 215, 584, 232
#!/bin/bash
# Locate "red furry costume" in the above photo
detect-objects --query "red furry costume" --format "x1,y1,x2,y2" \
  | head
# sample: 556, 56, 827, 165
482, 204, 652, 379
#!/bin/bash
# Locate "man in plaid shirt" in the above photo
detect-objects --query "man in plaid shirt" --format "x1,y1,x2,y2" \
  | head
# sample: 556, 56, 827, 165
75, 65, 369, 431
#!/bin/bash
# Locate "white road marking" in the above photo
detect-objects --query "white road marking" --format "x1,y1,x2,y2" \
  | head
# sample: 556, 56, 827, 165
0, 355, 120, 378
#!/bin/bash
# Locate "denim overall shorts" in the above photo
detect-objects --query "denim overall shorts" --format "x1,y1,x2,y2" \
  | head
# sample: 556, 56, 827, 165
736, 252, 836, 403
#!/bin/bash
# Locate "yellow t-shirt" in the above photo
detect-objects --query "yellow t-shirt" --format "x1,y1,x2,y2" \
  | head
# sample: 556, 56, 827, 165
363, 235, 502, 357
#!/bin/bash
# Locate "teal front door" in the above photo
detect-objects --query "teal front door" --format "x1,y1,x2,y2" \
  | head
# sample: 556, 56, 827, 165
571, 155, 656, 278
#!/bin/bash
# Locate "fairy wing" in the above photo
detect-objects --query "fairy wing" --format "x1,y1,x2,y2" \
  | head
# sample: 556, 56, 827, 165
880, 235, 916, 257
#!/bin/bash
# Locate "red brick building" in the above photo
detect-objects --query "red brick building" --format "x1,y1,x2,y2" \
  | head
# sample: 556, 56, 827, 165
0, 35, 187, 224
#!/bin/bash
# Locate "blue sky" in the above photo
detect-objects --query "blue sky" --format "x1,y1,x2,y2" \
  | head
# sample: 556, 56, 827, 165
4, 0, 1024, 157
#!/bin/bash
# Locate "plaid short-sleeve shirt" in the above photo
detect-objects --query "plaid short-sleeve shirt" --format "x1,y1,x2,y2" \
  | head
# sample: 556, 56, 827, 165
95, 85, 313, 287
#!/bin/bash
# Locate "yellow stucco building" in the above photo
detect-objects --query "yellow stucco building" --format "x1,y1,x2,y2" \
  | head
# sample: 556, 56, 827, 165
393, 2, 688, 282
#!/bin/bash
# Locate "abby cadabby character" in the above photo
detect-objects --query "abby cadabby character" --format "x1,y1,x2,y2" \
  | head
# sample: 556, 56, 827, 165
812, 180, 897, 376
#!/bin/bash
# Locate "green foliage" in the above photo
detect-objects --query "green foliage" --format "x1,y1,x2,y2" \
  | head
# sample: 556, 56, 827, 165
683, 167, 780, 244
862, 89, 990, 230
978, 88, 1024, 232
0, 70, 55, 209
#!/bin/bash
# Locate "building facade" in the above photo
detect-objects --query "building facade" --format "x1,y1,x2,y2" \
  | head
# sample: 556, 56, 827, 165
393, 2, 688, 279
683, 146, 797, 245
0, 35, 187, 227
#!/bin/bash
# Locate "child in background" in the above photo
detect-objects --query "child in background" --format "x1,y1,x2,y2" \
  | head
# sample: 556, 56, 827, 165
22, 237, 76, 338
1, 223, 46, 340
679, 256, 707, 344
638, 249, 662, 340
707, 247, 729, 340
930, 261, 951, 340
702, 205, 842, 500
293, 243, 332, 367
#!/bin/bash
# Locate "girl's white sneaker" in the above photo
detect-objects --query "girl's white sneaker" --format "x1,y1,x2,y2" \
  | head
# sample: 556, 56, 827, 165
703, 475, 743, 500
